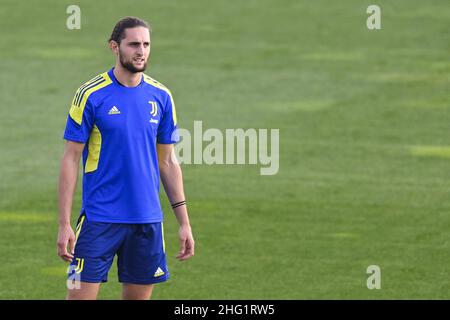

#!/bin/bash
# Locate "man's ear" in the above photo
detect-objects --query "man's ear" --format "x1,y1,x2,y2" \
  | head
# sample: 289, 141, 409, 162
109, 40, 119, 54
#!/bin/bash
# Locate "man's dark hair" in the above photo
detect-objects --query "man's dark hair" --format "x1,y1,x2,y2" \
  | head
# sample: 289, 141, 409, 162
108, 16, 151, 44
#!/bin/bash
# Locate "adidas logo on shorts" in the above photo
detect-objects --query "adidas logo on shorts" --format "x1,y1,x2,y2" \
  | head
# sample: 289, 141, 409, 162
154, 267, 165, 277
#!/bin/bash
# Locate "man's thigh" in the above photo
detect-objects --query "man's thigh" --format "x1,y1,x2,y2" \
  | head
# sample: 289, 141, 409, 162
68, 214, 126, 283
117, 222, 170, 285
122, 283, 154, 300
67, 281, 101, 300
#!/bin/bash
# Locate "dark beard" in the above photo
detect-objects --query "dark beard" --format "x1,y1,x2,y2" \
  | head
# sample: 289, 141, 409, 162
119, 54, 147, 73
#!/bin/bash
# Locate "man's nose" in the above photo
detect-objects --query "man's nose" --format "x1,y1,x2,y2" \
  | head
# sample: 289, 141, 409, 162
136, 44, 144, 55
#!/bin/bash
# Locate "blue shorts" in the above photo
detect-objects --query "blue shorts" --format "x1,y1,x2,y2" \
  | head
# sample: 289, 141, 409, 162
67, 213, 170, 284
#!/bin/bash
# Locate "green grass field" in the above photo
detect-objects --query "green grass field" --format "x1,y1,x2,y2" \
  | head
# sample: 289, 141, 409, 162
0, 0, 449, 299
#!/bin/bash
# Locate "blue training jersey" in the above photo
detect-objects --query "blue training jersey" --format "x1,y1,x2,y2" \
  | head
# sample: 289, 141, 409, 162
63, 68, 179, 223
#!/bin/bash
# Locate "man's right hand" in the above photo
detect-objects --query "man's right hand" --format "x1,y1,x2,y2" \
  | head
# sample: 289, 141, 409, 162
57, 224, 76, 262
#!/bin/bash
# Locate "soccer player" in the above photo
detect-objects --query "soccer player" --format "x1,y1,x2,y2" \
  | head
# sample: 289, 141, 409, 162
57, 17, 194, 300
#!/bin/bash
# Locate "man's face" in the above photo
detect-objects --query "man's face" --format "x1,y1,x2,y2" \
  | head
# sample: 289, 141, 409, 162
115, 27, 150, 73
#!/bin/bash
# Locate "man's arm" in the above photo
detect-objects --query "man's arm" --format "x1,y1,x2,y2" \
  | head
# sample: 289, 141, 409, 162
57, 140, 84, 262
157, 143, 195, 261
